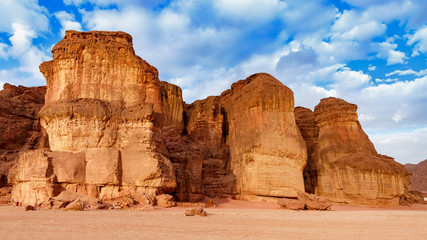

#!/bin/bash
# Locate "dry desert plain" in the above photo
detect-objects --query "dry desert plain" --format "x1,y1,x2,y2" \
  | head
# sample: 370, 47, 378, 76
1, 200, 426, 240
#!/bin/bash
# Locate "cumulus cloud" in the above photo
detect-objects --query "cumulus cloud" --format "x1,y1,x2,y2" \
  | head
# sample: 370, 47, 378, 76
213, 0, 286, 24
54, 11, 83, 36
377, 41, 407, 65
0, 0, 49, 33
369, 127, 427, 164
386, 68, 427, 77
408, 25, 427, 56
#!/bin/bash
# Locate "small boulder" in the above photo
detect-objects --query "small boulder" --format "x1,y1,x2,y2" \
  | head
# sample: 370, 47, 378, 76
297, 191, 332, 210
65, 199, 84, 211
52, 201, 68, 209
24, 205, 34, 211
277, 198, 306, 210
155, 194, 176, 208
86, 203, 106, 210
185, 206, 207, 217
40, 200, 53, 210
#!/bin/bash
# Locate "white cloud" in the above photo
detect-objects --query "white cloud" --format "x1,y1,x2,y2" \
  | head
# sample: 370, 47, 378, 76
63, 0, 85, 5
213, 0, 286, 24
408, 25, 427, 56
368, 65, 376, 71
0, 0, 49, 33
369, 127, 427, 164
386, 68, 427, 77
386, 69, 417, 77
54, 11, 83, 36
8, 23, 36, 57
377, 41, 407, 65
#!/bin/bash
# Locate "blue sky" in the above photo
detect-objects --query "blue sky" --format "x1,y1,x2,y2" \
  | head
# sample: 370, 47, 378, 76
0, 0, 426, 164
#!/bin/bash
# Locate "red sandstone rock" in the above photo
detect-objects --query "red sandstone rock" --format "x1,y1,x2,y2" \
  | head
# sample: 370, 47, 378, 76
302, 97, 411, 205
65, 199, 84, 211
186, 73, 307, 199
185, 206, 206, 216
155, 194, 176, 208
297, 191, 331, 210
405, 160, 427, 193
0, 84, 47, 187
277, 198, 306, 210
9, 30, 413, 207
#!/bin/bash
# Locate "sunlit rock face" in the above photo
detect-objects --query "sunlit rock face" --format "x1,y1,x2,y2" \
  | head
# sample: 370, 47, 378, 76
185, 73, 308, 199
10, 30, 411, 206
0, 84, 48, 188
14, 31, 176, 205
298, 97, 411, 205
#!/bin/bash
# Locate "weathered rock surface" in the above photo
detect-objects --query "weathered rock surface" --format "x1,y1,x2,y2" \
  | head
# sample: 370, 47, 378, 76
155, 194, 176, 208
405, 160, 427, 193
222, 74, 307, 198
9, 30, 412, 207
297, 97, 411, 205
13, 31, 176, 205
185, 73, 307, 199
0, 84, 47, 187
277, 192, 331, 210
65, 199, 84, 211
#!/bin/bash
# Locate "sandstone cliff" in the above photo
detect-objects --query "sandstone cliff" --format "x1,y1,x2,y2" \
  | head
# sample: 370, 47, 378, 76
14, 31, 176, 205
405, 160, 427, 193
9, 30, 412, 206
296, 97, 411, 205
0, 84, 47, 187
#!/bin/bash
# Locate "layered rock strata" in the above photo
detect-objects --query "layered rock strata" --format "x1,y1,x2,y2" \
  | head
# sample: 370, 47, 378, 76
10, 30, 412, 206
296, 97, 411, 205
405, 160, 427, 193
13, 31, 176, 205
13, 31, 307, 205
0, 84, 48, 187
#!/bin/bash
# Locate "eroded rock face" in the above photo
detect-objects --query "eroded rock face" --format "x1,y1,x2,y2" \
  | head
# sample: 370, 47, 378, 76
222, 74, 307, 198
405, 160, 427, 193
307, 97, 411, 205
185, 73, 308, 199
0, 84, 48, 187
294, 107, 318, 194
10, 30, 411, 206
13, 31, 176, 205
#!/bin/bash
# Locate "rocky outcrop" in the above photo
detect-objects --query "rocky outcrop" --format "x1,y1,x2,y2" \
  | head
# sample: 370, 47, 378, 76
405, 160, 427, 193
10, 30, 412, 207
296, 97, 411, 205
0, 84, 47, 187
13, 31, 176, 205
294, 107, 318, 194
222, 74, 307, 198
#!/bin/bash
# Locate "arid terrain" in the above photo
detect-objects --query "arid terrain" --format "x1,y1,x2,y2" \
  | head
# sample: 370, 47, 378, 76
1, 200, 426, 240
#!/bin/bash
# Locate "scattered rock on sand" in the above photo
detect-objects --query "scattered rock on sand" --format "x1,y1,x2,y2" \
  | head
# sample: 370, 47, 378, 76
40, 200, 53, 210
24, 205, 34, 211
297, 191, 332, 210
278, 192, 332, 211
185, 206, 207, 216
156, 194, 176, 208
277, 198, 306, 210
65, 199, 84, 211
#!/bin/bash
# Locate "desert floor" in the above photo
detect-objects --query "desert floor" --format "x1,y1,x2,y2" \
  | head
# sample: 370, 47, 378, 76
1, 200, 426, 240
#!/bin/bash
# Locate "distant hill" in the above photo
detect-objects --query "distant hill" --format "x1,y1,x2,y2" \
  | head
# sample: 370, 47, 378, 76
405, 160, 427, 193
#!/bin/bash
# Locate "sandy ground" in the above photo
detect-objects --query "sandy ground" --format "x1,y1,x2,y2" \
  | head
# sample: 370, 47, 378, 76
1, 200, 426, 240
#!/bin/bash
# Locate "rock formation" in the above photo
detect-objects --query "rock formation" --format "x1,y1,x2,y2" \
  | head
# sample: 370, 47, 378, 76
405, 160, 427, 193
0, 84, 47, 187
13, 31, 176, 205
8, 30, 412, 206
185, 74, 308, 199
12, 30, 307, 205
296, 97, 411, 205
